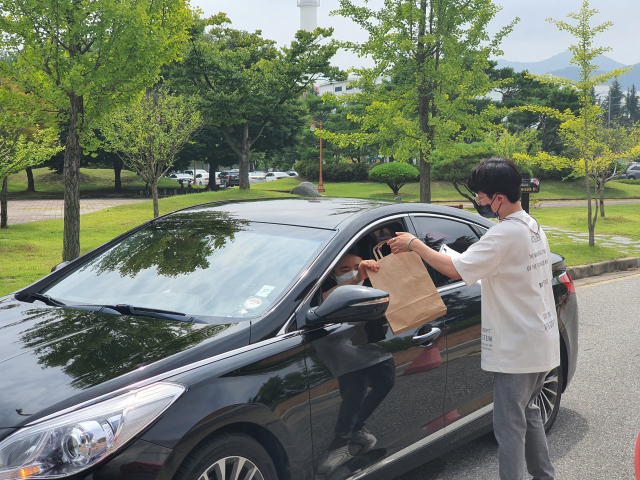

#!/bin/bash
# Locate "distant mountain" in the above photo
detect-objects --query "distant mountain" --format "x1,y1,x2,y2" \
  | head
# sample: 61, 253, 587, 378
496, 51, 639, 91
496, 50, 628, 75
544, 63, 640, 91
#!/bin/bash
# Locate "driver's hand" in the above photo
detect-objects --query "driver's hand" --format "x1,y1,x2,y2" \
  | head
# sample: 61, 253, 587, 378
359, 260, 380, 280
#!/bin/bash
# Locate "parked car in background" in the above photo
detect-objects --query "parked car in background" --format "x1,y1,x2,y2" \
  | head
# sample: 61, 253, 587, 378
287, 170, 299, 177
195, 173, 209, 186
0, 198, 578, 480
166, 173, 194, 184
185, 169, 209, 177
613, 163, 640, 180
220, 171, 239, 187
265, 171, 291, 181
249, 171, 267, 184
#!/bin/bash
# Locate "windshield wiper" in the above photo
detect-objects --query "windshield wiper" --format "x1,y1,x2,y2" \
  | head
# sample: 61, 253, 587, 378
108, 304, 205, 323
28, 293, 66, 307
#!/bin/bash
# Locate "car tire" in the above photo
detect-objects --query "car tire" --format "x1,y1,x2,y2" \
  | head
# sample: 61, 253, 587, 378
174, 432, 278, 480
535, 360, 564, 432
629, 175, 636, 181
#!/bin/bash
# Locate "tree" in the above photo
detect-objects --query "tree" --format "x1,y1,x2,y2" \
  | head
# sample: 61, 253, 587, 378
490, 67, 581, 156
432, 142, 497, 206
0, 0, 194, 260
99, 89, 203, 218
601, 79, 625, 127
369, 162, 419, 196
625, 84, 640, 125
169, 14, 344, 190
515, 1, 634, 246
324, 0, 517, 203
0, 77, 62, 228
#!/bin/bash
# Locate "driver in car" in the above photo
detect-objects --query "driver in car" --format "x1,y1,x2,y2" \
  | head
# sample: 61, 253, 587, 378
321, 248, 380, 300
315, 249, 394, 475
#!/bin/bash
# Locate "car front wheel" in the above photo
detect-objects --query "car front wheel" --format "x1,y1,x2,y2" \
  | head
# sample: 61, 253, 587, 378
174, 432, 278, 480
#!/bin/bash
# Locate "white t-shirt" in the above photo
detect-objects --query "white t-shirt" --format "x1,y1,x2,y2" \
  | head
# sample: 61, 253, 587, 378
451, 211, 560, 374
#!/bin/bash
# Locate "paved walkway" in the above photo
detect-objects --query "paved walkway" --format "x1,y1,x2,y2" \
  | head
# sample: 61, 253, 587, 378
5, 198, 149, 225
544, 226, 640, 256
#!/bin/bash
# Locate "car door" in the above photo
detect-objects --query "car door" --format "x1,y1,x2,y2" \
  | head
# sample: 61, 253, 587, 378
301, 217, 447, 479
408, 214, 494, 427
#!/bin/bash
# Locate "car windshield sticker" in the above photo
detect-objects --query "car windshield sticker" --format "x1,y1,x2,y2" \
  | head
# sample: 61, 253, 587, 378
244, 298, 262, 309
255, 285, 275, 298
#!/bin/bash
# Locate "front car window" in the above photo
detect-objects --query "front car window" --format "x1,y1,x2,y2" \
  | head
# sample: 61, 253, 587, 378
43, 216, 333, 321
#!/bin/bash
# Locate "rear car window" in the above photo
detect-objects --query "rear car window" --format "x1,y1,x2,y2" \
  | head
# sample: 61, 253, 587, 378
411, 216, 480, 288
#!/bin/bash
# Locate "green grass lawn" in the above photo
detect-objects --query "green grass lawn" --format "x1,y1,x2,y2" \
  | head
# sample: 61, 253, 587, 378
0, 189, 292, 297
7, 167, 178, 197
2, 188, 638, 297
255, 177, 640, 201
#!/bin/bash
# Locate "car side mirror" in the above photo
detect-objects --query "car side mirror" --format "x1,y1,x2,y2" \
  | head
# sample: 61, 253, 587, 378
306, 285, 389, 326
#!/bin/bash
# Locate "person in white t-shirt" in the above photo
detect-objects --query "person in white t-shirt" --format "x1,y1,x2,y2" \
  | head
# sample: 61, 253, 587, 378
388, 157, 559, 480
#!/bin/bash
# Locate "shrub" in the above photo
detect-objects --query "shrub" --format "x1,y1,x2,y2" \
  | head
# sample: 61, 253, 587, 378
293, 160, 370, 182
369, 162, 419, 195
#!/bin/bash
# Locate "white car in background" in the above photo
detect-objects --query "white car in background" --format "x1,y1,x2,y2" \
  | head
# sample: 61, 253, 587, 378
287, 170, 299, 177
265, 172, 292, 182
249, 171, 267, 184
166, 173, 194, 184
195, 173, 209, 186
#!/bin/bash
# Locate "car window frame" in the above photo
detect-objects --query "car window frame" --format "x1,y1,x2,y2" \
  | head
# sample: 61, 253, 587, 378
408, 213, 484, 289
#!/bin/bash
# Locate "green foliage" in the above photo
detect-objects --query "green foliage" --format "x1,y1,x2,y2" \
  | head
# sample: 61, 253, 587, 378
516, 1, 639, 245
294, 160, 370, 182
625, 85, 640, 124
169, 14, 345, 189
432, 142, 497, 204
369, 162, 419, 195
324, 0, 518, 202
99, 89, 203, 217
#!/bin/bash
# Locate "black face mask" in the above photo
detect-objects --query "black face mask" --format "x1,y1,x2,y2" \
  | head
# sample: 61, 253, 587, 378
475, 195, 500, 219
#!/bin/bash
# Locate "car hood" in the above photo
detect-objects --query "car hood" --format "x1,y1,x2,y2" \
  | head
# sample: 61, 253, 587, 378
0, 297, 250, 428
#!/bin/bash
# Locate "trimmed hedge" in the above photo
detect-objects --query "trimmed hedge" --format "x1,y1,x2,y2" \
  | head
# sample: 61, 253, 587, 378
369, 162, 420, 195
293, 160, 371, 182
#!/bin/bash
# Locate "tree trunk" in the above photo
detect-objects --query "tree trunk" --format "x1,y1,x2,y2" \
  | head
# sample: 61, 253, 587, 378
114, 157, 123, 191
419, 150, 431, 203
26, 167, 36, 192
63, 93, 84, 261
1, 177, 7, 229
151, 180, 159, 218
599, 176, 605, 217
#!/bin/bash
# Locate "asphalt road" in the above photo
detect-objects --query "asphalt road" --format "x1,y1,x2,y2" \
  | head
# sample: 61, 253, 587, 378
394, 270, 640, 480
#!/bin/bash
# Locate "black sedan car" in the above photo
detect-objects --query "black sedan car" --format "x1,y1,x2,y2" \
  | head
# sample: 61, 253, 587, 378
219, 171, 240, 187
0, 198, 578, 480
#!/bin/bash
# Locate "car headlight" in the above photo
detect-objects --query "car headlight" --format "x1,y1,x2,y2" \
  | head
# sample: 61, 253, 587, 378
0, 382, 185, 479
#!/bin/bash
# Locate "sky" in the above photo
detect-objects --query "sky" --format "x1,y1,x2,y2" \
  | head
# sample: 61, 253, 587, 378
194, 0, 640, 70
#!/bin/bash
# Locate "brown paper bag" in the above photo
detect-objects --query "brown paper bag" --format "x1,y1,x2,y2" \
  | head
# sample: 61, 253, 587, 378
367, 241, 447, 335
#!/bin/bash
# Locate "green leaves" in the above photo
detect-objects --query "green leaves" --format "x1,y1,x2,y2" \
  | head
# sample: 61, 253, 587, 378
369, 161, 419, 195
0, 0, 195, 142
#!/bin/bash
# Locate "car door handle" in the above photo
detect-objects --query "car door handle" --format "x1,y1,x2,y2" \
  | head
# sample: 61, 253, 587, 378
412, 327, 441, 347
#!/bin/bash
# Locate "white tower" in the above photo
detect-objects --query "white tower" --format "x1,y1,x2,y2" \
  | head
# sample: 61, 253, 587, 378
298, 0, 320, 31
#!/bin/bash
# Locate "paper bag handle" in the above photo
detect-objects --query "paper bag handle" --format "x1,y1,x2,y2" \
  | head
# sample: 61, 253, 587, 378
373, 240, 389, 261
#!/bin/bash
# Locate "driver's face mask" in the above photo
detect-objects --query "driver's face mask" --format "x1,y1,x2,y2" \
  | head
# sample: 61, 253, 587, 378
335, 270, 359, 285
335, 270, 365, 286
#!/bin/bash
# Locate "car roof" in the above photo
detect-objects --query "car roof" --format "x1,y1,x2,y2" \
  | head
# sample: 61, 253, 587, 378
163, 197, 492, 230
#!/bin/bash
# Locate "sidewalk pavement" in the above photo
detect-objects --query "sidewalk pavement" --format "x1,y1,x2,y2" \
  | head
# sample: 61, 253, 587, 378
6, 198, 149, 225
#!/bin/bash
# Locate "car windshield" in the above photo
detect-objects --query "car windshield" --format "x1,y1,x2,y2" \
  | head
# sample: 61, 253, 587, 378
43, 216, 333, 321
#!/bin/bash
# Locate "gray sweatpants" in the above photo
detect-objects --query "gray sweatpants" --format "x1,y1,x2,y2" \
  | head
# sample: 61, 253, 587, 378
493, 372, 555, 480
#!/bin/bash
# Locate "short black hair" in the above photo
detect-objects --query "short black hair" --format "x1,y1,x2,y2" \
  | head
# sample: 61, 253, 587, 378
467, 156, 522, 203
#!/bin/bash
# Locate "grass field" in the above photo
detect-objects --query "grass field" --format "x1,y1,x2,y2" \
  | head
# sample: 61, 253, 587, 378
255, 177, 640, 201
7, 167, 178, 197
0, 189, 292, 297
3, 191, 638, 297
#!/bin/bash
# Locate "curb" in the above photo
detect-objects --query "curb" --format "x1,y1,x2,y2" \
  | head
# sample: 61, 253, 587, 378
567, 257, 640, 280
